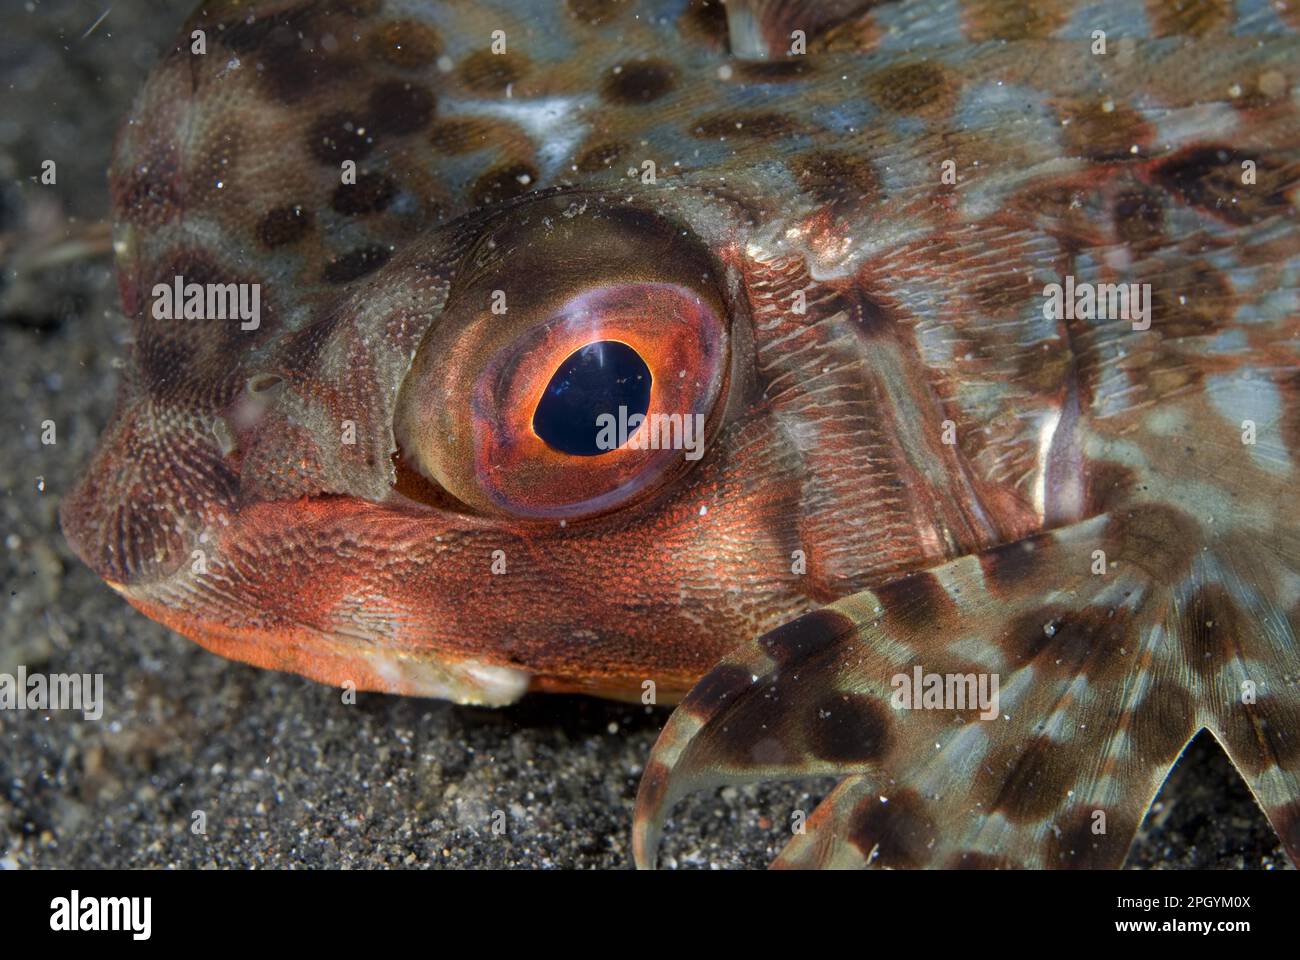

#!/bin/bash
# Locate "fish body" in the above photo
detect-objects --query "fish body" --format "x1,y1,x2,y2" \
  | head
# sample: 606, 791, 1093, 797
62, 0, 1300, 868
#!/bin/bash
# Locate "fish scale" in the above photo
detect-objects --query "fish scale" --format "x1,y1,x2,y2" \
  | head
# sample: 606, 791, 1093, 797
59, 0, 1300, 868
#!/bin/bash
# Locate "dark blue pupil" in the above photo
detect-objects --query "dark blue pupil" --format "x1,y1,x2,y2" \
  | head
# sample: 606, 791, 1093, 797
533, 340, 652, 456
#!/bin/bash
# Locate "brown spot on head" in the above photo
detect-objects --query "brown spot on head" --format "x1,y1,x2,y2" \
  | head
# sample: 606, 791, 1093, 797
574, 140, 628, 173
307, 112, 377, 165
787, 150, 882, 211
139, 253, 265, 405
278, 311, 344, 376
137, 329, 197, 401
369, 81, 435, 136
1055, 97, 1159, 162
679, 0, 729, 49
1147, 0, 1232, 37
323, 244, 392, 283
1148, 260, 1233, 338
807, 693, 892, 763
470, 163, 539, 206
735, 59, 816, 82
565, 0, 627, 27
1153, 146, 1295, 226
368, 18, 441, 68
114, 146, 180, 226
758, 607, 856, 668
869, 61, 956, 115
260, 48, 360, 105
847, 789, 934, 867
428, 118, 496, 155
693, 111, 800, 141
1056, 98, 1152, 162
458, 49, 530, 94
257, 205, 314, 248
211, 7, 309, 54
1114, 187, 1166, 244
601, 60, 678, 105
332, 172, 396, 215
964, 0, 1069, 40
218, 11, 362, 104
1231, 69, 1292, 110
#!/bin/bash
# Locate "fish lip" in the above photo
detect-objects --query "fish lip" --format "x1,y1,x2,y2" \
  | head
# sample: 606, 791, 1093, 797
116, 580, 535, 705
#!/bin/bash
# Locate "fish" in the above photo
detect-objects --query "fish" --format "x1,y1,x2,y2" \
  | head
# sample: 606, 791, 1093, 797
60, 0, 1300, 869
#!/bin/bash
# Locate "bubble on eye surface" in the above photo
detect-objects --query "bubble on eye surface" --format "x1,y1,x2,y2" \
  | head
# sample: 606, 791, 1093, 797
533, 340, 651, 456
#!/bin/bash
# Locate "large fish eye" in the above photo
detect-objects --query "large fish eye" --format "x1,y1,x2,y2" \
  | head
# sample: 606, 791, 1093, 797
394, 201, 731, 520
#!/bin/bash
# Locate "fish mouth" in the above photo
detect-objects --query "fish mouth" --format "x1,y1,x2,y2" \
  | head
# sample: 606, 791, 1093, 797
110, 581, 533, 706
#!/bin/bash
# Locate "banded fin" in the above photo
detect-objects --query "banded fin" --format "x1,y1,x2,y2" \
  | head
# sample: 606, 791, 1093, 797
634, 508, 1299, 868
1194, 528, 1300, 865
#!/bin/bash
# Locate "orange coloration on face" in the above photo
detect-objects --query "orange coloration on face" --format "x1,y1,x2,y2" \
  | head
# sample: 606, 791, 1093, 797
107, 488, 802, 705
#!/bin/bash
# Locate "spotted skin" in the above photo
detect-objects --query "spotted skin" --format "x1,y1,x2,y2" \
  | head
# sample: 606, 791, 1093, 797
60, 0, 1300, 867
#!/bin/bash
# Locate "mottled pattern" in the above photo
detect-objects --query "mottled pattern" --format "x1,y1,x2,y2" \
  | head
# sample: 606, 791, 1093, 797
60, 0, 1300, 867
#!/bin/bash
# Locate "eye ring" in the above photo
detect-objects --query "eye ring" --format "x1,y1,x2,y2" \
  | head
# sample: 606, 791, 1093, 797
394, 199, 732, 521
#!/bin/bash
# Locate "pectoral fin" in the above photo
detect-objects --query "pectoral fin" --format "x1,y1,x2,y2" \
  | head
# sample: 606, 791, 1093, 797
635, 510, 1231, 868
